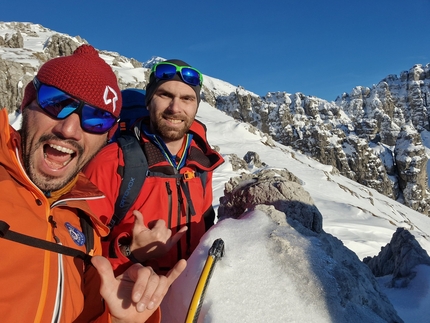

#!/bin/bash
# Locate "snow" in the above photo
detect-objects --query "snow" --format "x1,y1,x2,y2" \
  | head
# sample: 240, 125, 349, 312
5, 22, 430, 322
164, 211, 337, 323
163, 100, 430, 322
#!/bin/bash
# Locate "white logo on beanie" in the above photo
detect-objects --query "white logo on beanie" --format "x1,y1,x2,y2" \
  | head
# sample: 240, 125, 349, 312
103, 86, 118, 112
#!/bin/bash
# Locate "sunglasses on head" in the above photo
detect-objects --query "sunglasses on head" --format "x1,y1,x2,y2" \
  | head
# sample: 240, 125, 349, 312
33, 77, 119, 134
151, 62, 203, 87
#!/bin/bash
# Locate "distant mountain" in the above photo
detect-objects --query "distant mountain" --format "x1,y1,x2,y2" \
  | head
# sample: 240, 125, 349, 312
1, 21, 430, 217
213, 69, 430, 217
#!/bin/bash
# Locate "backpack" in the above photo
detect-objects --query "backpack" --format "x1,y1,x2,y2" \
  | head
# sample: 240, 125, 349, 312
108, 88, 209, 231
110, 88, 149, 142
108, 88, 149, 229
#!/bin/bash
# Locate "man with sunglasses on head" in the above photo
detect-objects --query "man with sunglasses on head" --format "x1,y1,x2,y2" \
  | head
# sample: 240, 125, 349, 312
0, 45, 186, 323
84, 60, 224, 275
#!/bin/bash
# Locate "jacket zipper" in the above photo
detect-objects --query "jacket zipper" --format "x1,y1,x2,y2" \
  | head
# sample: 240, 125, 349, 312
176, 178, 183, 259
48, 215, 64, 323
51, 253, 64, 323
185, 182, 192, 256
165, 182, 172, 228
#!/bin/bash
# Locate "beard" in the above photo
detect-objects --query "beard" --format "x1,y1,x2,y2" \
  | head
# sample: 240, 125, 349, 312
151, 111, 194, 141
20, 110, 105, 192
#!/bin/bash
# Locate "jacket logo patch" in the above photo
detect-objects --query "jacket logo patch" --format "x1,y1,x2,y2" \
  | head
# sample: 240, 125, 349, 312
65, 222, 86, 246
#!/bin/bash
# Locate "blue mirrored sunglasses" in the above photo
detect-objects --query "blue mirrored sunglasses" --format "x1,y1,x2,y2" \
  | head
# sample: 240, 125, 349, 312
33, 77, 119, 134
152, 62, 203, 87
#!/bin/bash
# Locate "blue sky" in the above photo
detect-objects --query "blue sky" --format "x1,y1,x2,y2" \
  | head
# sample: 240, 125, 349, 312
3, 0, 430, 101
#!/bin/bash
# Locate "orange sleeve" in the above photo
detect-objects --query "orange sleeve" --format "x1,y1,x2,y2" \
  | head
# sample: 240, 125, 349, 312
146, 308, 161, 323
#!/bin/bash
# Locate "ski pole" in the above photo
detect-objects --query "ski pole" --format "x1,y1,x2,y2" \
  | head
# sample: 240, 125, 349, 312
185, 238, 225, 323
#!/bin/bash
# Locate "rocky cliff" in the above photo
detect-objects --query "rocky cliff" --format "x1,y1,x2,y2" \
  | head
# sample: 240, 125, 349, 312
214, 66, 430, 215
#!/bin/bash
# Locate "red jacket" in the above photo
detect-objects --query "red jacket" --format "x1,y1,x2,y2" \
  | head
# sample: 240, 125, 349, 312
0, 109, 160, 323
84, 117, 224, 274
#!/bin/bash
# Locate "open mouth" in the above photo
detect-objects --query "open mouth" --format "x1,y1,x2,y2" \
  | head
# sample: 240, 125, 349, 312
43, 143, 76, 169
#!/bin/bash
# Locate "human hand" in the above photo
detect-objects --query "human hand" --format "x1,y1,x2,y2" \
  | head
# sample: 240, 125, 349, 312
92, 255, 187, 323
129, 210, 187, 262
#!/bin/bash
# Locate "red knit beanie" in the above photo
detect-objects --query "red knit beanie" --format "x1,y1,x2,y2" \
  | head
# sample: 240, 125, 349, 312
21, 44, 122, 138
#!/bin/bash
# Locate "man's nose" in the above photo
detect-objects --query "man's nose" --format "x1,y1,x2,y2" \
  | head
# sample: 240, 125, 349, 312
168, 97, 182, 112
53, 113, 83, 141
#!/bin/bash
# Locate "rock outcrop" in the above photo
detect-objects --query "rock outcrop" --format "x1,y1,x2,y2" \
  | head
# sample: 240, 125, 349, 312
218, 167, 323, 233
363, 227, 430, 288
215, 164, 403, 323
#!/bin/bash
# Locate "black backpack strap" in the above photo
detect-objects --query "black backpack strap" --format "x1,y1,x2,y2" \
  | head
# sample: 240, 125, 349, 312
0, 220, 92, 264
78, 210, 94, 254
109, 134, 148, 230
196, 170, 208, 195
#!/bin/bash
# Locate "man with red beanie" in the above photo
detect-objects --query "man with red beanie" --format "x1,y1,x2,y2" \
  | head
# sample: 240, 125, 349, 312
84, 59, 224, 275
0, 44, 185, 323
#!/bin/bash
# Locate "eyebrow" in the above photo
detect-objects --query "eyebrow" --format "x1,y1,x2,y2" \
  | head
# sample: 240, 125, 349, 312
155, 88, 196, 100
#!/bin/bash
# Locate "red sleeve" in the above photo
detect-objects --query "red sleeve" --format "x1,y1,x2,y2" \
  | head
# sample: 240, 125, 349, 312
83, 143, 134, 273
202, 171, 216, 230
204, 170, 214, 210
83, 143, 122, 223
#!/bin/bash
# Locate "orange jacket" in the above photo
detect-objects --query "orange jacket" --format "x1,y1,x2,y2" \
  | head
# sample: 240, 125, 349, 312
84, 117, 224, 275
0, 109, 160, 323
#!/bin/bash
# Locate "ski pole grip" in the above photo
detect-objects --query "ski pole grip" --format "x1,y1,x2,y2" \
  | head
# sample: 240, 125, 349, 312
208, 238, 225, 259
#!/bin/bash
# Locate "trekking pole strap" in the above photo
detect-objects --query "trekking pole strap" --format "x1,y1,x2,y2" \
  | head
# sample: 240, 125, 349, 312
0, 220, 92, 263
